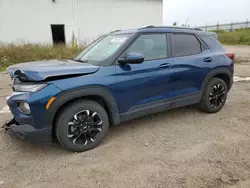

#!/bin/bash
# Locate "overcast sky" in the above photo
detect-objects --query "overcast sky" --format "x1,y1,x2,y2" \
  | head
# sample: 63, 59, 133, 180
163, 0, 250, 27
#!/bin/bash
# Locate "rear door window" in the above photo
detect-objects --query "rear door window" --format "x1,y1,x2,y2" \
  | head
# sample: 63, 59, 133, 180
172, 33, 202, 57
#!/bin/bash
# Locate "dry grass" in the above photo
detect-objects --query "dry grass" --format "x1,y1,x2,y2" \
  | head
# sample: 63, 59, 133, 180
1, 29, 250, 72
0, 44, 83, 72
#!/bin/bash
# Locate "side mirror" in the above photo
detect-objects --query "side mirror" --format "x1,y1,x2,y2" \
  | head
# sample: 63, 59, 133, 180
118, 52, 144, 65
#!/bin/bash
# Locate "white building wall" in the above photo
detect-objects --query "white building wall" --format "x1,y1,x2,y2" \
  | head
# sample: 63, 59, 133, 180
0, 0, 162, 45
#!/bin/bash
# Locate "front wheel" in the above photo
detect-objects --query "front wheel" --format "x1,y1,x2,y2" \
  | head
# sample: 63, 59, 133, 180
199, 78, 228, 113
55, 100, 109, 152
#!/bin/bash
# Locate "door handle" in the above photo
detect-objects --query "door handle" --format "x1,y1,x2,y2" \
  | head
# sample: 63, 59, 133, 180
204, 57, 212, 63
159, 63, 171, 68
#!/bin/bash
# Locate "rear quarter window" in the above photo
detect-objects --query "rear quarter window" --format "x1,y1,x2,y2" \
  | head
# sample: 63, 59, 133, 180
199, 35, 225, 51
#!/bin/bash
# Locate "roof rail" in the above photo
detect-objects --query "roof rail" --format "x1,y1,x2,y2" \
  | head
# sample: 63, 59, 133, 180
139, 25, 203, 31
110, 29, 121, 33
141, 25, 154, 28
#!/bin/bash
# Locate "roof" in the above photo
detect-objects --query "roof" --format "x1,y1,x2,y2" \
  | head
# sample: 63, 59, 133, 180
111, 26, 211, 35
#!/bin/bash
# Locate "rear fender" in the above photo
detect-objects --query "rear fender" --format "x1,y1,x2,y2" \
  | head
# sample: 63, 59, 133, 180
201, 67, 233, 92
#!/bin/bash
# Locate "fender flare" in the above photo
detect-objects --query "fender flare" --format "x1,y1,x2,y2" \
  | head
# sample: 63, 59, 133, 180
201, 67, 233, 92
47, 86, 120, 126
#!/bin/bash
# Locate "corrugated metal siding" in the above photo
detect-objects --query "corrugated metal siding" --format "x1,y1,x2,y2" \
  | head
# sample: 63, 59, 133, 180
0, 0, 162, 44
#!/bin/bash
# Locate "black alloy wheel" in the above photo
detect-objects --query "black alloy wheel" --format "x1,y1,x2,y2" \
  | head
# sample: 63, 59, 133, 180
56, 100, 109, 152
67, 110, 103, 145
199, 78, 228, 113
209, 83, 226, 109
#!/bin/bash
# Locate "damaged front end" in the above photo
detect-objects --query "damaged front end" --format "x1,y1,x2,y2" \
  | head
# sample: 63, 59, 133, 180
3, 118, 52, 143
3, 118, 18, 139
3, 69, 64, 143
7, 59, 100, 82
3, 60, 100, 143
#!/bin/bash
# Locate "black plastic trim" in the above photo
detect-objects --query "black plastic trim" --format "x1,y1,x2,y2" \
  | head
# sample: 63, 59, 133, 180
120, 92, 202, 122
201, 67, 233, 92
194, 34, 209, 50
166, 33, 173, 58
4, 119, 52, 143
172, 92, 202, 109
138, 26, 203, 31
47, 86, 120, 126
120, 98, 171, 122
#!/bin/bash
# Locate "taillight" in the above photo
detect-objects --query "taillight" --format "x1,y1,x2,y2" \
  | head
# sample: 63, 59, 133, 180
226, 52, 235, 60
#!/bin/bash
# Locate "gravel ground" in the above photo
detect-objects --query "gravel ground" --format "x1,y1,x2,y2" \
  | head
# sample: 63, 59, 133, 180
1, 46, 250, 188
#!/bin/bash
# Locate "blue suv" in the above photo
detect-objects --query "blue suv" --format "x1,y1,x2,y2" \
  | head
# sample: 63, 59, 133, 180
4, 26, 234, 152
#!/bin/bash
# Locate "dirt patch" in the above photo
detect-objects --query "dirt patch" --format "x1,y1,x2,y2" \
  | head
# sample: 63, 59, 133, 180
225, 45, 250, 64
1, 82, 250, 188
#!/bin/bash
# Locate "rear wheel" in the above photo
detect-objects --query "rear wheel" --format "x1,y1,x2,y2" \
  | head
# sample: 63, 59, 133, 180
199, 78, 228, 113
55, 100, 109, 152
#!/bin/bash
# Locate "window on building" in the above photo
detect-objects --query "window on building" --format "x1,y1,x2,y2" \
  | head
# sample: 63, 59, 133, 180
127, 34, 168, 61
172, 34, 202, 57
51, 25, 65, 45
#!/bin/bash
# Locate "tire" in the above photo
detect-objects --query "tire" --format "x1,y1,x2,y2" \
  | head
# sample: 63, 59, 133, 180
55, 99, 109, 152
199, 78, 228, 113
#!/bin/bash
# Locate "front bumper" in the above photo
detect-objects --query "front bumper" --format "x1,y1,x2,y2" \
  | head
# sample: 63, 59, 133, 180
3, 83, 62, 143
4, 118, 52, 143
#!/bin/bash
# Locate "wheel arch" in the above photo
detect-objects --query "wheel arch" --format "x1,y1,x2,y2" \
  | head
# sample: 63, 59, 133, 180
201, 67, 233, 92
47, 87, 120, 130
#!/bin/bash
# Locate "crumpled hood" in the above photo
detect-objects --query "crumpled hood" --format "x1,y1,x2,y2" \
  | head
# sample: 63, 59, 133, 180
7, 59, 99, 81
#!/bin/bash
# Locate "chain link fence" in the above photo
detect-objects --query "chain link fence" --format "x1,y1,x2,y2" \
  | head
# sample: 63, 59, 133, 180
198, 20, 250, 31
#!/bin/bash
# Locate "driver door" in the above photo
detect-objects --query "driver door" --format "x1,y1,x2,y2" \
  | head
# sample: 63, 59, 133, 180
115, 33, 174, 121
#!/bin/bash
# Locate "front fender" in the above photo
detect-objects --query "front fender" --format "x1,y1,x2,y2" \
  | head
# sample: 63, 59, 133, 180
47, 86, 120, 126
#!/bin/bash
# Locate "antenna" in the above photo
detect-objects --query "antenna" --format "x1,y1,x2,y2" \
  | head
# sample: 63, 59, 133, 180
185, 17, 189, 26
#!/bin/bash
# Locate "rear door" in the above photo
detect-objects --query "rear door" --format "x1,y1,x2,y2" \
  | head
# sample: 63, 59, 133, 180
115, 33, 174, 118
170, 33, 216, 107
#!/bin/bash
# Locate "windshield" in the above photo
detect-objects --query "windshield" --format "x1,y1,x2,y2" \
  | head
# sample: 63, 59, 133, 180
74, 34, 132, 65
